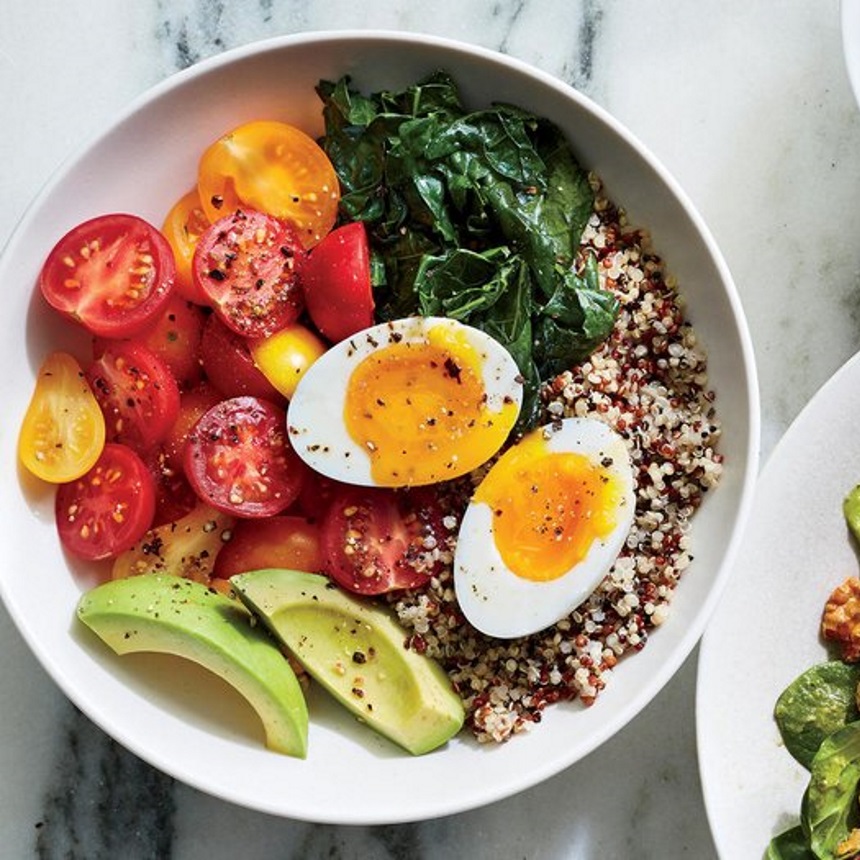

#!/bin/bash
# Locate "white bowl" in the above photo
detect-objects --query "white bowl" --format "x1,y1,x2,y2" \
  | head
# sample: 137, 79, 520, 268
843, 0, 860, 108
0, 31, 759, 824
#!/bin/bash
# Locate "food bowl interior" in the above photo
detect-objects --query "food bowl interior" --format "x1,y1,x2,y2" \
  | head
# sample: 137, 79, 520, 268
0, 32, 758, 823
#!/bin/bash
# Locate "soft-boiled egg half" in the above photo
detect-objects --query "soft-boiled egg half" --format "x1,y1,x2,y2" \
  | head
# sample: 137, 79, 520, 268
287, 317, 523, 487
454, 417, 636, 639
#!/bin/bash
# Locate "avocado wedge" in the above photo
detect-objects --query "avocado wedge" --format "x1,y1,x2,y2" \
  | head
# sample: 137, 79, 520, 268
77, 574, 308, 758
231, 569, 465, 755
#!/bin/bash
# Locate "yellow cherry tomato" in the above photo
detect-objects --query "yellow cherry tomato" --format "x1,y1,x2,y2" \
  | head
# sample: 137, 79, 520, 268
250, 324, 327, 399
161, 187, 211, 303
197, 120, 340, 248
18, 351, 106, 483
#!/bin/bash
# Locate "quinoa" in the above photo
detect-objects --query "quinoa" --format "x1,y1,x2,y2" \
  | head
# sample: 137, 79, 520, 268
386, 176, 724, 744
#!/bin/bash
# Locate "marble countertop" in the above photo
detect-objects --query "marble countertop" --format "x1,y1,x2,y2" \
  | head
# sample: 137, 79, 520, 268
3, 1, 860, 857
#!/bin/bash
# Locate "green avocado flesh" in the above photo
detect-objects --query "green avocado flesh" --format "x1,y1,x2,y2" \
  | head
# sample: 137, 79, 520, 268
76, 574, 308, 758
231, 569, 465, 755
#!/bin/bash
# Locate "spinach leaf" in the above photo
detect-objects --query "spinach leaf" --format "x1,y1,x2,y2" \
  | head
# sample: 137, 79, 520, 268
766, 825, 815, 859
534, 254, 618, 377
844, 484, 860, 546
774, 662, 860, 770
805, 721, 860, 858
315, 70, 617, 433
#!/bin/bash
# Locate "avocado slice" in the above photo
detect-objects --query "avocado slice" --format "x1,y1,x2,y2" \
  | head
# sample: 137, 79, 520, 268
231, 569, 465, 755
76, 574, 308, 758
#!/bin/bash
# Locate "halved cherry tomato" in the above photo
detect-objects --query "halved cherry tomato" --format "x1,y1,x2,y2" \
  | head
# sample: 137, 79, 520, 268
193, 209, 305, 339
55, 442, 156, 560
144, 448, 199, 527
184, 396, 304, 518
18, 351, 106, 483
87, 341, 181, 454
300, 222, 375, 342
111, 502, 234, 583
161, 382, 224, 473
197, 120, 340, 248
96, 294, 206, 391
199, 313, 284, 402
249, 323, 326, 399
293, 473, 340, 523
212, 515, 323, 579
320, 485, 451, 595
40, 214, 176, 338
161, 187, 211, 303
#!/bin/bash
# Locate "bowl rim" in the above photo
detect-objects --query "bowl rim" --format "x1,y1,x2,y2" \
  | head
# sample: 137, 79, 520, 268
1, 28, 761, 823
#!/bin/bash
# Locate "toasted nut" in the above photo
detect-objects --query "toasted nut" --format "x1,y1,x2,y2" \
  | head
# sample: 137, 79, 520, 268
822, 577, 860, 662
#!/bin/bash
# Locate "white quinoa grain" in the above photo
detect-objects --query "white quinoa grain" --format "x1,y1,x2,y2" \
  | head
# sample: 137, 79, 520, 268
386, 180, 723, 743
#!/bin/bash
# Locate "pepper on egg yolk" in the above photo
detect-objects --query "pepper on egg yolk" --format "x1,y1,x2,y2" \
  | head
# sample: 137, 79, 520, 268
343, 325, 519, 486
473, 430, 624, 582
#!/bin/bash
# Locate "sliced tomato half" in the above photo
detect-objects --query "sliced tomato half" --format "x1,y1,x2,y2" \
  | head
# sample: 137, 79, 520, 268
86, 341, 181, 454
40, 214, 176, 338
197, 119, 340, 248
18, 351, 106, 483
320, 485, 452, 595
212, 515, 323, 579
199, 313, 284, 403
95, 294, 206, 392
184, 396, 305, 518
161, 187, 211, 304
192, 209, 305, 339
300, 221, 375, 342
55, 442, 156, 560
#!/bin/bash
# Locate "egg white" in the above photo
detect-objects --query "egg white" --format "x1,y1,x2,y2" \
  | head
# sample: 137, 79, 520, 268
454, 417, 636, 639
286, 316, 523, 487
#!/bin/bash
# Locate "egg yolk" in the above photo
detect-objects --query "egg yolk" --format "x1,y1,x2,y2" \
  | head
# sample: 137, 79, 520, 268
474, 431, 625, 582
344, 325, 519, 486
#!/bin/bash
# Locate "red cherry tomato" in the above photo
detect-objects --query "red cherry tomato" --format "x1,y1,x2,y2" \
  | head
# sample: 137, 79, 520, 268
55, 443, 157, 560
192, 209, 305, 339
40, 214, 176, 338
94, 294, 206, 391
320, 486, 451, 595
144, 448, 198, 527
87, 341, 181, 454
161, 187, 211, 304
212, 515, 323, 579
128, 294, 206, 389
300, 222, 375, 342
184, 396, 304, 518
198, 313, 284, 402
294, 473, 341, 523
162, 382, 224, 474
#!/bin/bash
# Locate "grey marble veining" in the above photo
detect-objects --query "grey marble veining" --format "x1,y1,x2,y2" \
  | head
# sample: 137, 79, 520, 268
35, 704, 175, 858
5, 1, 860, 857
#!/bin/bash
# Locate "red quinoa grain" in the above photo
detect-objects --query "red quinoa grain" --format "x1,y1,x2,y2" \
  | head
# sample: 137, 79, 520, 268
386, 177, 723, 744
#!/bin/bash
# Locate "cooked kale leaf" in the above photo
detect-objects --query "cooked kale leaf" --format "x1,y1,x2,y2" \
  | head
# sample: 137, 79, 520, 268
316, 71, 618, 433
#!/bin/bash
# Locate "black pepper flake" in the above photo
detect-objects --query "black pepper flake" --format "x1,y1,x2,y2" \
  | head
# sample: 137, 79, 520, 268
352, 651, 367, 664
443, 357, 462, 382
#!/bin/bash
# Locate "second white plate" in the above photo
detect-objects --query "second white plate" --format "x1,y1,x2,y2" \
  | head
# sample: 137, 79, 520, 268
697, 350, 860, 857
